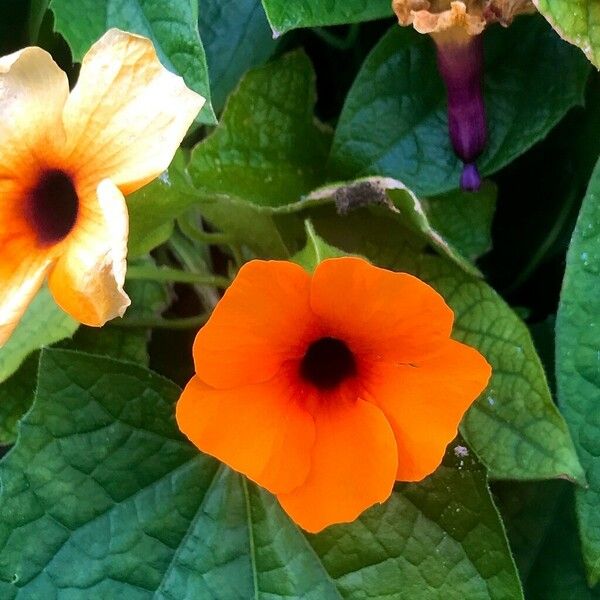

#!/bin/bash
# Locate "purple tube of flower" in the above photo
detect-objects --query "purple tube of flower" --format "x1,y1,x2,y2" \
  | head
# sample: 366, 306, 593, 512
435, 34, 487, 191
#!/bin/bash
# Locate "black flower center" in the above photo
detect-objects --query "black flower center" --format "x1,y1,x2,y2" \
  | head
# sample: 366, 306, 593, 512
300, 337, 356, 390
25, 169, 79, 246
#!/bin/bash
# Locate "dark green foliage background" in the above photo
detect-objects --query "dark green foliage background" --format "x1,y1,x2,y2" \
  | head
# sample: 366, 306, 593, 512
0, 0, 599, 598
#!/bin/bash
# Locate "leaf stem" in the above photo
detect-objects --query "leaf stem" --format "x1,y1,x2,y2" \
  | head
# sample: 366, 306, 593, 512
109, 314, 209, 330
178, 216, 233, 245
126, 265, 230, 288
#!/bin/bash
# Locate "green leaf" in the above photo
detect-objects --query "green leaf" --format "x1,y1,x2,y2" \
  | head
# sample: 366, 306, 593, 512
497, 482, 600, 599
0, 286, 77, 385
199, 0, 277, 112
127, 152, 199, 258
298, 177, 485, 276
329, 16, 590, 196
189, 50, 331, 208
534, 0, 600, 68
312, 208, 585, 483
0, 349, 521, 598
186, 50, 332, 257
49, 0, 216, 124
556, 157, 600, 584
292, 221, 346, 271
0, 353, 38, 445
261, 0, 392, 34
425, 183, 497, 262
28, 0, 48, 42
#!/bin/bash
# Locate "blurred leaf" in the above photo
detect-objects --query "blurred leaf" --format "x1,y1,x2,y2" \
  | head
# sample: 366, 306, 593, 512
0, 349, 521, 598
329, 17, 590, 196
261, 0, 392, 34
49, 0, 216, 123
0, 287, 77, 385
199, 0, 277, 112
556, 157, 600, 584
501, 482, 600, 598
312, 208, 584, 483
534, 0, 600, 67
28, 0, 49, 42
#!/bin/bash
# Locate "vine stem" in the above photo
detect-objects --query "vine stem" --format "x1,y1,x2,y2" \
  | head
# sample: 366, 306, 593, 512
126, 265, 230, 289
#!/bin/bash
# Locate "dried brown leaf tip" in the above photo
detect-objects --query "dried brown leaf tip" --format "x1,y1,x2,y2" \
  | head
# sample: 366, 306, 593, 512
392, 0, 535, 191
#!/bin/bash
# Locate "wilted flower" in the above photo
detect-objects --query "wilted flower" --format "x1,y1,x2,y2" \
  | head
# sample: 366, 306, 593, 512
393, 0, 534, 190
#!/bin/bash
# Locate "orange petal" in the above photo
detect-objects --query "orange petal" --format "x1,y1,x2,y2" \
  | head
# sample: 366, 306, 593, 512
366, 339, 492, 481
276, 399, 397, 533
48, 179, 130, 326
194, 260, 318, 389
310, 257, 454, 362
0, 46, 68, 175
62, 29, 205, 195
176, 375, 315, 494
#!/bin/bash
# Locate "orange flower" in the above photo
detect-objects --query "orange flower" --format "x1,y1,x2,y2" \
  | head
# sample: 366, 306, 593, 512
0, 29, 204, 345
177, 257, 491, 532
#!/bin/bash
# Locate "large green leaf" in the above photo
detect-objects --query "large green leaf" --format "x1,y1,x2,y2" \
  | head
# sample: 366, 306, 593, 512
312, 208, 584, 483
425, 184, 497, 262
49, 0, 215, 123
496, 481, 600, 599
189, 50, 331, 208
187, 50, 331, 257
260, 0, 392, 34
0, 286, 77, 385
534, 0, 600, 68
0, 354, 39, 445
0, 349, 522, 598
556, 157, 600, 584
329, 16, 590, 196
199, 0, 277, 112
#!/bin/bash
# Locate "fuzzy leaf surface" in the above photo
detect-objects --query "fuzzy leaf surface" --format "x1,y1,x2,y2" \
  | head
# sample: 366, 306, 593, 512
0, 350, 521, 598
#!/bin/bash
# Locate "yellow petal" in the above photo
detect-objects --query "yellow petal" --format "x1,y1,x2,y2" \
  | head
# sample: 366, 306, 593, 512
48, 179, 131, 326
62, 28, 205, 195
0, 46, 68, 174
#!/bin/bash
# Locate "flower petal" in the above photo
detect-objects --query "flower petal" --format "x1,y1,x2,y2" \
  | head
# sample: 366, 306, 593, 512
48, 179, 130, 326
366, 339, 491, 481
0, 46, 68, 174
62, 29, 205, 195
277, 399, 397, 533
194, 260, 318, 389
310, 257, 454, 362
176, 375, 315, 494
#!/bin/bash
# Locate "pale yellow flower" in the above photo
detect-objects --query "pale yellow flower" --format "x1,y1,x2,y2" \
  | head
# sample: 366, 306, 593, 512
0, 29, 204, 345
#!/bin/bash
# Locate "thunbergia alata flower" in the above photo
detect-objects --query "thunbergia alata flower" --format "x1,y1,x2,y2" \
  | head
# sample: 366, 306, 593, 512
393, 0, 534, 191
0, 29, 204, 345
177, 257, 491, 532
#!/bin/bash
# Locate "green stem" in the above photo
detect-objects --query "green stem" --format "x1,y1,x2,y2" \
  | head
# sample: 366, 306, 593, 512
312, 24, 359, 51
109, 314, 209, 330
178, 216, 233, 245
126, 265, 230, 288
